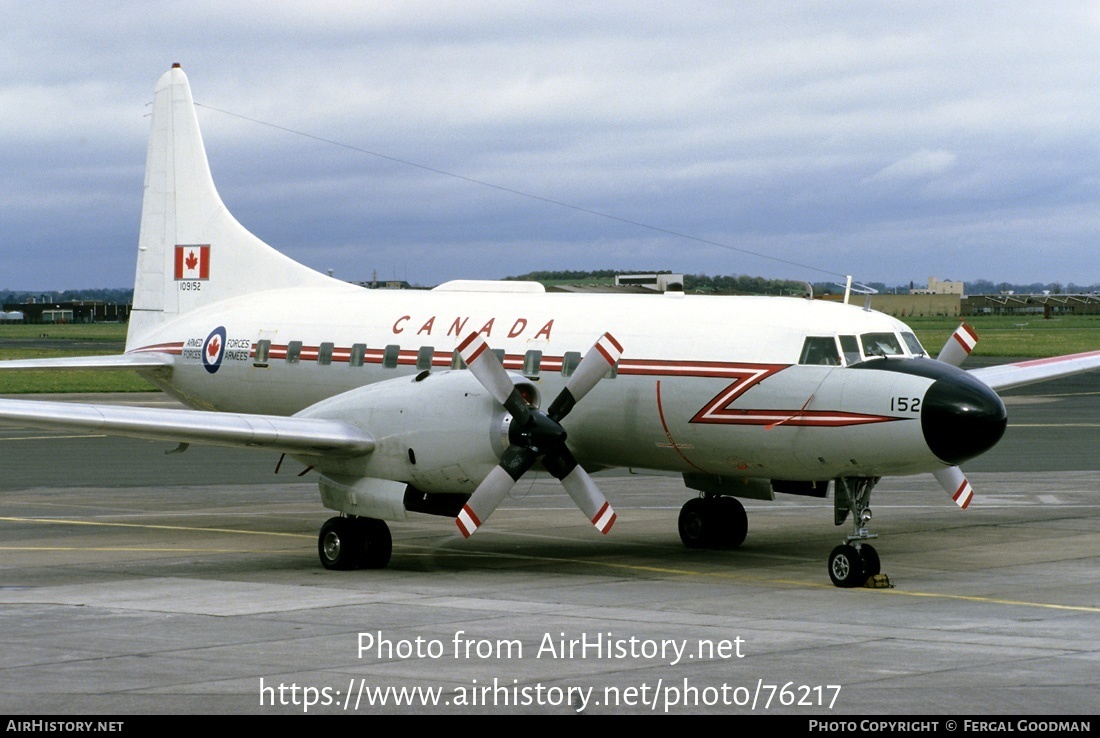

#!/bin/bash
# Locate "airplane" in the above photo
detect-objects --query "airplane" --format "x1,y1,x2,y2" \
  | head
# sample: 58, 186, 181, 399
3, 64, 1099, 587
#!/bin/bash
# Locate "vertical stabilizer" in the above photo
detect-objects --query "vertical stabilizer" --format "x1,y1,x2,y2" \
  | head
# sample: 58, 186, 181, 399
127, 64, 336, 349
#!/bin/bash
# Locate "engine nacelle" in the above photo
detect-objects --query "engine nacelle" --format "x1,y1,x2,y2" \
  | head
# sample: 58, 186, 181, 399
293, 369, 539, 494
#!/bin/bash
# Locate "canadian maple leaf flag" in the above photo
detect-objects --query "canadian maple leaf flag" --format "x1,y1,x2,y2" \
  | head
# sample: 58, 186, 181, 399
174, 245, 211, 280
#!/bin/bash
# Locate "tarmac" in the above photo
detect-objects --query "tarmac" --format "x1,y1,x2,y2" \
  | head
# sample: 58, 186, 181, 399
0, 370, 1098, 716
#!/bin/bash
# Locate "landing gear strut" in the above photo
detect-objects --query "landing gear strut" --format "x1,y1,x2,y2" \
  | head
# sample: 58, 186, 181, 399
829, 477, 883, 587
678, 495, 748, 549
318, 516, 392, 570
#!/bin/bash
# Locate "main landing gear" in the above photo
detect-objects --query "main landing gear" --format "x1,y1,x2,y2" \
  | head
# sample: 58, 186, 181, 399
318, 516, 392, 570
829, 477, 887, 588
678, 495, 748, 549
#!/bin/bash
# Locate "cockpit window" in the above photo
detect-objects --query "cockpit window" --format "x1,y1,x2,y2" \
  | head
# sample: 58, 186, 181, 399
799, 336, 841, 366
901, 332, 926, 356
839, 335, 861, 364
860, 332, 904, 357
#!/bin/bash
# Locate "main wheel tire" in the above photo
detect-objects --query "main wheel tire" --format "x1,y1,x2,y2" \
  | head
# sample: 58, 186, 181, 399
321, 519, 363, 571
355, 517, 393, 569
712, 496, 748, 549
828, 544, 866, 588
678, 498, 710, 548
859, 543, 881, 577
318, 517, 360, 571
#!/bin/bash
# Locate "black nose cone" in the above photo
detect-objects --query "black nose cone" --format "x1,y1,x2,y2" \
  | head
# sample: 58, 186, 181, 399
922, 373, 1007, 465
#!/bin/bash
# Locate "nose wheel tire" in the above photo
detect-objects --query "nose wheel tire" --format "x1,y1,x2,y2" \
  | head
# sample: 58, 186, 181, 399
859, 543, 880, 577
828, 544, 866, 588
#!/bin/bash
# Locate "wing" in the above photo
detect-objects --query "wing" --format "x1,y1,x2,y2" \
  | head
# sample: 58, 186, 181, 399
968, 350, 1100, 391
0, 353, 172, 370
0, 397, 373, 457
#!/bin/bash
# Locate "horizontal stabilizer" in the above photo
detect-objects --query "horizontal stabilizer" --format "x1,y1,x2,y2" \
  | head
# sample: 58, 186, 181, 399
0, 398, 374, 457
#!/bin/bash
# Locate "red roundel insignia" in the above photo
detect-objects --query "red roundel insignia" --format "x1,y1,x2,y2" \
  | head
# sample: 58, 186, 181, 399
202, 326, 227, 374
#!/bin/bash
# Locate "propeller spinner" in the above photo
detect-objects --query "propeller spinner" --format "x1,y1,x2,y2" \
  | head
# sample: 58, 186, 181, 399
454, 332, 623, 538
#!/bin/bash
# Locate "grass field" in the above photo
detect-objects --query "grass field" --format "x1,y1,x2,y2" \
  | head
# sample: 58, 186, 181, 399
1, 314, 1098, 393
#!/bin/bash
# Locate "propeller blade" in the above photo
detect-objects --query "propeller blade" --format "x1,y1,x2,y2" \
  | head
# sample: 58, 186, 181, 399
456, 446, 536, 538
457, 332, 532, 423
560, 465, 617, 534
457, 333, 514, 405
547, 332, 623, 421
933, 466, 974, 509
937, 323, 978, 367
541, 444, 616, 534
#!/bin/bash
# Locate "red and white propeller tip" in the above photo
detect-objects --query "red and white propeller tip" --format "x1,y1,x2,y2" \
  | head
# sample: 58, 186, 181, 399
937, 323, 978, 368
933, 466, 974, 509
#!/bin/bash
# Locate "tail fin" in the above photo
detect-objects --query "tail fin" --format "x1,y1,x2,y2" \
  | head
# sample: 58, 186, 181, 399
127, 64, 335, 350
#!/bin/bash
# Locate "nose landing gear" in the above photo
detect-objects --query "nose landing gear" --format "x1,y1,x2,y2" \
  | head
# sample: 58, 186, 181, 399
830, 477, 890, 588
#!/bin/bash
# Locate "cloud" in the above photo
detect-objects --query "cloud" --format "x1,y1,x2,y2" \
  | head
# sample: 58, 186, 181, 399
866, 149, 959, 183
3, 2, 1100, 288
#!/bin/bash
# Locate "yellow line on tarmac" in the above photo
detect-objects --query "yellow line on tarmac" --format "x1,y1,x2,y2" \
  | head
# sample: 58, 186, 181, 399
400, 544, 1100, 614
0, 546, 243, 553
0, 516, 311, 539
6, 518, 1099, 614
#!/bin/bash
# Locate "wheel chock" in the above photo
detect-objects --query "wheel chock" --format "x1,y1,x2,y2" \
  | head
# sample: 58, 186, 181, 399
863, 573, 894, 588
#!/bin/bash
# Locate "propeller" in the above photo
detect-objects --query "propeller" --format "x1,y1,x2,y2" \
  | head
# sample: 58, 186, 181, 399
933, 466, 974, 509
931, 321, 980, 507
936, 322, 978, 367
454, 331, 623, 538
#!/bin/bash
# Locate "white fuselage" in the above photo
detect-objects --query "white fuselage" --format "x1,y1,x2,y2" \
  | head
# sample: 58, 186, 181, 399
129, 285, 944, 485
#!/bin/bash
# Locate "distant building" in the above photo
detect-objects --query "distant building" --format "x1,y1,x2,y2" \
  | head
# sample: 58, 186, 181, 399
911, 276, 964, 296
614, 273, 685, 293
2, 301, 131, 324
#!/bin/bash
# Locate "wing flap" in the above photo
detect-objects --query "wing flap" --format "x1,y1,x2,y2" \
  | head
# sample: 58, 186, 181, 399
0, 398, 374, 456
969, 350, 1100, 391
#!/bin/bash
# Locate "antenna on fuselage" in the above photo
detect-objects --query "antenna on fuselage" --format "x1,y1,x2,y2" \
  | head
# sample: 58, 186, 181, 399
836, 276, 878, 311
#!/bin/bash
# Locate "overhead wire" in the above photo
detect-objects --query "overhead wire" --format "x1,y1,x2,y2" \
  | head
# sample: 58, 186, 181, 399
195, 102, 848, 280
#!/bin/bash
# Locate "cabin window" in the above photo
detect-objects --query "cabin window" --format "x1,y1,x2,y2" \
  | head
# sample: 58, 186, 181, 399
451, 350, 466, 370
860, 332, 903, 358
523, 350, 542, 378
383, 344, 400, 369
839, 335, 860, 365
417, 346, 434, 371
349, 343, 366, 367
492, 349, 505, 365
318, 342, 334, 366
799, 337, 841, 366
901, 332, 926, 357
253, 339, 270, 367
562, 351, 581, 377
286, 341, 302, 364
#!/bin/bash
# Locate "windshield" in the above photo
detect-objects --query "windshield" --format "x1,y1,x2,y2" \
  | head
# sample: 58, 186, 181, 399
901, 331, 926, 356
860, 332, 904, 357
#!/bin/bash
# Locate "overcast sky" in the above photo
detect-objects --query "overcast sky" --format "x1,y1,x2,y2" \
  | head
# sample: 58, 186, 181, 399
3, 1, 1099, 291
